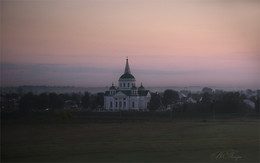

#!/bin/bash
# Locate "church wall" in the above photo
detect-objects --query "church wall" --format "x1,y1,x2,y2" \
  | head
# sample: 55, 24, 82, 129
139, 97, 145, 109
129, 96, 139, 110
105, 94, 151, 111
115, 96, 129, 110
104, 96, 114, 110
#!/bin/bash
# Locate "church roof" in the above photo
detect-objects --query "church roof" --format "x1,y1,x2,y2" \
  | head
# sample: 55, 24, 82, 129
122, 90, 137, 96
138, 83, 145, 90
109, 83, 116, 90
124, 58, 131, 74
138, 90, 150, 96
119, 73, 135, 79
119, 58, 135, 80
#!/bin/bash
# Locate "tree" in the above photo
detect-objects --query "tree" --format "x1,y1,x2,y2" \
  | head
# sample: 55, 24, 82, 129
162, 89, 179, 107
255, 96, 259, 113
200, 92, 213, 120
201, 93, 211, 104
36, 93, 50, 110
90, 92, 104, 109
96, 92, 104, 107
49, 93, 63, 110
216, 92, 248, 113
71, 93, 81, 105
148, 93, 161, 111
19, 92, 35, 114
82, 92, 90, 109
200, 92, 213, 113
202, 87, 213, 94
256, 90, 260, 97
246, 89, 253, 96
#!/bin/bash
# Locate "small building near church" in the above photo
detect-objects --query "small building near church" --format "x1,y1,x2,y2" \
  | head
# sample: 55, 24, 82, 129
104, 58, 151, 111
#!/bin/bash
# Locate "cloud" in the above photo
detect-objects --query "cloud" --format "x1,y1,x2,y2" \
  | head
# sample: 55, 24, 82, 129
1, 60, 258, 88
1, 63, 120, 73
133, 68, 203, 76
1, 63, 121, 86
1, 0, 258, 88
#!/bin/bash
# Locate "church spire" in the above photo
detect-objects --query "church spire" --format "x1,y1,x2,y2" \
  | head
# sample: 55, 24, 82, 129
124, 57, 131, 74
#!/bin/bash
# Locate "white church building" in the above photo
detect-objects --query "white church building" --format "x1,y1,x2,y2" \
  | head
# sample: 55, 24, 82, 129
104, 58, 151, 111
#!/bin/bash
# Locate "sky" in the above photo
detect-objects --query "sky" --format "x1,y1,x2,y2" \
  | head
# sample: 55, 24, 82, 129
1, 0, 259, 88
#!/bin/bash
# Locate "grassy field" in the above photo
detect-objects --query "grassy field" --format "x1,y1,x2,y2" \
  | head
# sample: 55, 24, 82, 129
1, 118, 259, 162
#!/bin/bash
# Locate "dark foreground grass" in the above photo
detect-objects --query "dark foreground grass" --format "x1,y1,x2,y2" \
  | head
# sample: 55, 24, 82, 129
1, 120, 259, 162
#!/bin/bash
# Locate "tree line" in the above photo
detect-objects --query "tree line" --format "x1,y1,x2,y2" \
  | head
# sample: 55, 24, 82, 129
148, 88, 259, 114
1, 92, 104, 113
1, 87, 259, 115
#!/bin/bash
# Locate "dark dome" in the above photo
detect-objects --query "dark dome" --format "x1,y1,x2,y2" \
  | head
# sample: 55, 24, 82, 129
139, 85, 145, 90
119, 73, 135, 79
109, 85, 116, 90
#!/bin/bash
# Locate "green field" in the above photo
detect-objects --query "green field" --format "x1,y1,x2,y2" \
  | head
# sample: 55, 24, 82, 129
2, 119, 259, 162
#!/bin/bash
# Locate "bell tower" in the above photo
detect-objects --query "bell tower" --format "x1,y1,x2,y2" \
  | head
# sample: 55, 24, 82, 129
118, 58, 136, 90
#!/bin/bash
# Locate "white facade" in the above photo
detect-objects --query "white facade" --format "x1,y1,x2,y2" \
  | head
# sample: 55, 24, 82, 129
104, 59, 151, 111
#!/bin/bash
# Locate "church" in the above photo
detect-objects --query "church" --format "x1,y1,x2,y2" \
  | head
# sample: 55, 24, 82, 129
104, 58, 151, 111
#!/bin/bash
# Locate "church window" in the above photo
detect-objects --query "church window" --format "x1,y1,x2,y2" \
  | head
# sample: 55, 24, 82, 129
132, 102, 135, 108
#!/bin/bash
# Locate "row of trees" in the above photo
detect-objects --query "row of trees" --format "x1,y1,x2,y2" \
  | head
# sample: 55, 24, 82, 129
1, 92, 104, 113
148, 89, 259, 114
148, 89, 179, 111
1, 87, 259, 114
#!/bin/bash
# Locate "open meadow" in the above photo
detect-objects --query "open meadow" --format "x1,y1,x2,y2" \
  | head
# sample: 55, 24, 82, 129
1, 114, 259, 162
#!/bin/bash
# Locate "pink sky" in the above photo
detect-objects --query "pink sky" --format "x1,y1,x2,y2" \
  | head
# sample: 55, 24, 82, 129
1, 0, 259, 88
